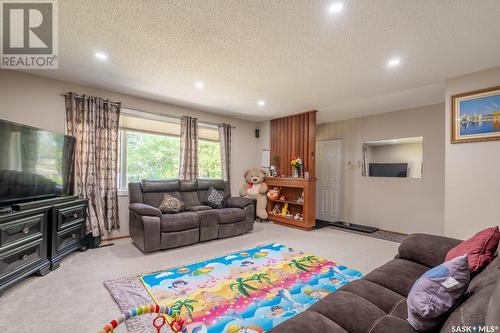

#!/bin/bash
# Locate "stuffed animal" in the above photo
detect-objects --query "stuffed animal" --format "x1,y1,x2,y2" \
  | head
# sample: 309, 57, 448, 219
266, 187, 281, 201
239, 168, 268, 220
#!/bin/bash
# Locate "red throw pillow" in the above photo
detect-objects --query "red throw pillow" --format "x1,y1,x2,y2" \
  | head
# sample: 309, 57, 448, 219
445, 226, 499, 273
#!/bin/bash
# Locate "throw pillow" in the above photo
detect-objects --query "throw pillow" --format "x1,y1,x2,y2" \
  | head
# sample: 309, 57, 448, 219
407, 255, 470, 332
204, 186, 225, 209
445, 226, 499, 273
158, 193, 185, 214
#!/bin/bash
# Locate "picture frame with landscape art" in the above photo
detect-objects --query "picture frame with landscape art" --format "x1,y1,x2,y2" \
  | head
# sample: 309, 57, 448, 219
451, 86, 500, 143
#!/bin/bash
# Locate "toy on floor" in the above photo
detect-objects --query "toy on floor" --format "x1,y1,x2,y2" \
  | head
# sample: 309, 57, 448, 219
99, 304, 186, 333
239, 168, 268, 220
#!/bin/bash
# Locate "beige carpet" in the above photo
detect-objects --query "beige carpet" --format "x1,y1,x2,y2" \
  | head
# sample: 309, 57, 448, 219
0, 222, 399, 333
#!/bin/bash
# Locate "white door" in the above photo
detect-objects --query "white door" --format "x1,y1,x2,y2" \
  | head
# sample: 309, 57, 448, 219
316, 139, 341, 222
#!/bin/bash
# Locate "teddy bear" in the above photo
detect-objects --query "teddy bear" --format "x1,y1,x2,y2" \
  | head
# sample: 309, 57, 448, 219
239, 168, 268, 220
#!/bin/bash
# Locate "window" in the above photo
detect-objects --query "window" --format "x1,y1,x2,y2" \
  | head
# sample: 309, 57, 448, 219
118, 112, 181, 189
118, 110, 224, 190
197, 125, 222, 179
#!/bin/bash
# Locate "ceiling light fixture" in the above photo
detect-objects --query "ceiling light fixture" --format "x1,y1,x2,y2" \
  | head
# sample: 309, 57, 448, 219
387, 57, 401, 67
257, 100, 266, 107
329, 2, 344, 13
95, 52, 108, 61
195, 81, 204, 89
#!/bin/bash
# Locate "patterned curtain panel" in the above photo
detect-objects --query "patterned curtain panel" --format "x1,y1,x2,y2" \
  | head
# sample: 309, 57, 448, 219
218, 123, 232, 183
65, 92, 121, 237
179, 116, 198, 180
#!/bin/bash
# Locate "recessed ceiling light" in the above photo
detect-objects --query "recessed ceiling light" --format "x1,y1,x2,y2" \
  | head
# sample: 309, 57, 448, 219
95, 52, 108, 61
329, 2, 344, 13
257, 100, 266, 107
387, 58, 401, 67
195, 81, 204, 89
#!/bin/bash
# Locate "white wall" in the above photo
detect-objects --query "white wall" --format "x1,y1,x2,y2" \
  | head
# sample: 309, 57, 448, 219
444, 67, 500, 239
317, 104, 445, 235
0, 70, 260, 239
257, 120, 271, 169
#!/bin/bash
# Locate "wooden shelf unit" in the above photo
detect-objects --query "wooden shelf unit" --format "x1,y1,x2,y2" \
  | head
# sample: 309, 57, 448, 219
265, 177, 316, 230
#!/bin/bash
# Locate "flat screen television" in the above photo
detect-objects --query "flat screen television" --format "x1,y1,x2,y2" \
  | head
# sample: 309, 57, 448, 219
369, 163, 408, 178
0, 119, 76, 206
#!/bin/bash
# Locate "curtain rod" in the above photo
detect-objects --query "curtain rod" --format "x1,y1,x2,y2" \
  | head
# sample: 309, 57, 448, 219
62, 92, 122, 106
122, 107, 236, 129
62, 93, 236, 129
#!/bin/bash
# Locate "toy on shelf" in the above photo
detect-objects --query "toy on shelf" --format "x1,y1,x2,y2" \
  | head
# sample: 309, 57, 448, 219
296, 191, 305, 204
279, 195, 286, 201
294, 213, 304, 221
281, 203, 289, 217
271, 204, 281, 215
266, 187, 281, 201
99, 304, 186, 333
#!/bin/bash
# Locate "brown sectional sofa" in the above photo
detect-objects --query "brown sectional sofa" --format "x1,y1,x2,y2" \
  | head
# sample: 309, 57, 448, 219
128, 179, 254, 252
271, 233, 500, 333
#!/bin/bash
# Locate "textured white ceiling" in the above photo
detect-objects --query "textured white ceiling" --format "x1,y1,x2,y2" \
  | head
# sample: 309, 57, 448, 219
28, 0, 500, 123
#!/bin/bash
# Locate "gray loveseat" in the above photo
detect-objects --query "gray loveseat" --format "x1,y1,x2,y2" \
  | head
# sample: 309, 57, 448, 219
271, 233, 499, 333
128, 179, 254, 252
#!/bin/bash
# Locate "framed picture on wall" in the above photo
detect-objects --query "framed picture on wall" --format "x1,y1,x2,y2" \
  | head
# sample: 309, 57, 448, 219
451, 86, 500, 143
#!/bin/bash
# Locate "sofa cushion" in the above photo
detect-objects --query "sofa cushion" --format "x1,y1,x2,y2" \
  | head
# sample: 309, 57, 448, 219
369, 316, 418, 333
160, 212, 199, 232
142, 192, 165, 207
197, 179, 225, 190
129, 203, 162, 217
407, 255, 470, 332
445, 226, 499, 273
308, 290, 386, 333
185, 205, 212, 212
397, 233, 462, 268
364, 259, 428, 297
467, 255, 500, 295
339, 279, 405, 314
141, 179, 180, 192
440, 283, 496, 333
486, 280, 500, 326
158, 193, 185, 214
180, 180, 197, 191
181, 191, 201, 207
270, 311, 347, 333
215, 208, 245, 224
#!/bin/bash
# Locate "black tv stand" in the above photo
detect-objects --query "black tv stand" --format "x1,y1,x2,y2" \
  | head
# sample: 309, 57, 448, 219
11, 196, 77, 211
0, 196, 88, 295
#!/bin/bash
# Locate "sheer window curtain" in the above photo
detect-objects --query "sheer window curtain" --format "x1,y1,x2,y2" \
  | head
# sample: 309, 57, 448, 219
65, 92, 121, 237
218, 123, 232, 183
179, 116, 198, 180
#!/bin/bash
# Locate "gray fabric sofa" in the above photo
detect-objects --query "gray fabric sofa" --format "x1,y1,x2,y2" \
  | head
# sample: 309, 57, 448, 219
271, 233, 500, 333
128, 179, 254, 252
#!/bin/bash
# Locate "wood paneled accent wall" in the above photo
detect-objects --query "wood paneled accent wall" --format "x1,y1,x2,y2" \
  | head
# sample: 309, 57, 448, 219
270, 110, 317, 177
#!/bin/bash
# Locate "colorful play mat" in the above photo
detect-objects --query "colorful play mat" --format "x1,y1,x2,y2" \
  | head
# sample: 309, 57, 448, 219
139, 243, 363, 333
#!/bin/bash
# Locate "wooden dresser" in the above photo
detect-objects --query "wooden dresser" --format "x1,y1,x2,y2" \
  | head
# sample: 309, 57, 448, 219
265, 177, 316, 230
